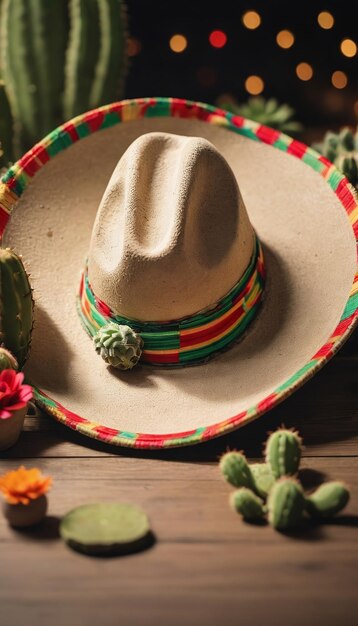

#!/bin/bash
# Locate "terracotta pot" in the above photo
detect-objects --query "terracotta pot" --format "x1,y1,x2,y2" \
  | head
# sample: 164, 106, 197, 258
3, 494, 48, 528
0, 406, 27, 451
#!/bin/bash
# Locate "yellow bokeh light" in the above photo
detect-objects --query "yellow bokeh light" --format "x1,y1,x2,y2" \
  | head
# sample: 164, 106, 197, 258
296, 62, 313, 81
317, 11, 334, 29
245, 75, 264, 95
242, 11, 261, 30
340, 38, 357, 57
331, 70, 348, 89
276, 30, 295, 49
169, 34, 188, 53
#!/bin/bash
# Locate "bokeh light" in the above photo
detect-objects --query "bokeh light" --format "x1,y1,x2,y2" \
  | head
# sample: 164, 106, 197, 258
317, 11, 334, 29
127, 38, 142, 57
296, 62, 313, 81
340, 39, 357, 58
209, 30, 227, 48
245, 75, 264, 95
276, 30, 295, 49
169, 34, 188, 53
242, 11, 261, 30
331, 70, 348, 89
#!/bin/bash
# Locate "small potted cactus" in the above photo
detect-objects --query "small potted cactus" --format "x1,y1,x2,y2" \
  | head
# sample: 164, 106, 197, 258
0, 369, 33, 451
0, 466, 52, 527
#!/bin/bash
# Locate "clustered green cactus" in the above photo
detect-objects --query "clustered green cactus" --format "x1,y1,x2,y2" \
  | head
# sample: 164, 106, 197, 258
217, 95, 303, 135
0, 248, 34, 369
0, 0, 128, 164
220, 428, 350, 531
313, 127, 358, 189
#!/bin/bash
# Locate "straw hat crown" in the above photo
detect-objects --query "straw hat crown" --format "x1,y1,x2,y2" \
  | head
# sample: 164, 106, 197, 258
88, 131, 255, 321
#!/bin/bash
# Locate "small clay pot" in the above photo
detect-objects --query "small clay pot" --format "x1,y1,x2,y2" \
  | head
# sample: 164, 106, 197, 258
2, 494, 48, 528
0, 406, 27, 451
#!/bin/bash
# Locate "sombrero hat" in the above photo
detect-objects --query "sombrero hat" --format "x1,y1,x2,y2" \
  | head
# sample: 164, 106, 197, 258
1, 97, 357, 450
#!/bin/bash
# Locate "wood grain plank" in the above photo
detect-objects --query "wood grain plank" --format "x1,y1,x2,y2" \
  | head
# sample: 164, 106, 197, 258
2, 348, 357, 461
0, 457, 357, 626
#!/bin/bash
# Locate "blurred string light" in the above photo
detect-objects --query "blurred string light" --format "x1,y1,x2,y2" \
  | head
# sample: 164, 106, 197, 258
276, 30, 295, 49
169, 34, 188, 53
331, 70, 348, 89
127, 38, 142, 57
317, 11, 334, 29
296, 62, 313, 81
340, 39, 357, 58
245, 75, 264, 95
242, 11, 261, 30
209, 30, 227, 48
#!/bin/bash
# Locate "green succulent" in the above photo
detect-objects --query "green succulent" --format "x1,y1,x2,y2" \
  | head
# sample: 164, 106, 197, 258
218, 95, 303, 135
313, 127, 358, 189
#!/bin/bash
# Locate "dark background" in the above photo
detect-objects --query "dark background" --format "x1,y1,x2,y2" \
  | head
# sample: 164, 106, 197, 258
125, 0, 358, 131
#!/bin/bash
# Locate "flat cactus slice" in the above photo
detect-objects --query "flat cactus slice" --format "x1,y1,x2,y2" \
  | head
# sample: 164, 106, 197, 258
219, 451, 255, 489
267, 478, 305, 531
230, 488, 266, 522
60, 503, 152, 556
305, 481, 350, 519
0, 248, 34, 369
265, 428, 302, 478
250, 463, 275, 499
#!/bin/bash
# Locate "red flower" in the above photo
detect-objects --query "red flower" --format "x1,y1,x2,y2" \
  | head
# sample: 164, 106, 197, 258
0, 369, 33, 420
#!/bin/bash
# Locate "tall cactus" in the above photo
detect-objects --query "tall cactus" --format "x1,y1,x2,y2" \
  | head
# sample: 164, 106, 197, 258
0, 0, 128, 159
0, 248, 34, 369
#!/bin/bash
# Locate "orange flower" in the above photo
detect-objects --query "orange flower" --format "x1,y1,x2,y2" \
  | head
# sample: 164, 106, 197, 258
0, 466, 52, 505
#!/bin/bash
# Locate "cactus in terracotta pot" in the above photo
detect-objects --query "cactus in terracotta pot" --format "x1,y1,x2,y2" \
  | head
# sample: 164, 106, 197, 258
0, 466, 52, 527
0, 0, 128, 158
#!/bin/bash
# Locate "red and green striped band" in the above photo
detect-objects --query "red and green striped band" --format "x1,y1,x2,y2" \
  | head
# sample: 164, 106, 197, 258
77, 237, 265, 366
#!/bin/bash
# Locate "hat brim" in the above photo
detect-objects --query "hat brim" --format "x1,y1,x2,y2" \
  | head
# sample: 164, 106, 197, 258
2, 97, 357, 449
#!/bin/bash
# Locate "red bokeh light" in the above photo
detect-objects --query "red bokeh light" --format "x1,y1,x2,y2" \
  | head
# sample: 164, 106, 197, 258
209, 30, 227, 49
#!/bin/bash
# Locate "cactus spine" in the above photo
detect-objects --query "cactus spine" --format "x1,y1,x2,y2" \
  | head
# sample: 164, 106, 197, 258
305, 482, 350, 519
230, 488, 266, 522
0, 0, 128, 158
0, 248, 34, 368
265, 428, 302, 478
267, 478, 305, 531
219, 451, 255, 490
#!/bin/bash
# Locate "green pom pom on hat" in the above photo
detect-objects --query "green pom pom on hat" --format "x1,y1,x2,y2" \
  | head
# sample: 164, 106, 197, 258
94, 322, 143, 370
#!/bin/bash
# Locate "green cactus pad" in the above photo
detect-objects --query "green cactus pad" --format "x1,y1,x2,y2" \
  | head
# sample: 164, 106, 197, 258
250, 463, 275, 499
0, 248, 34, 369
265, 428, 302, 478
267, 478, 305, 531
305, 481, 350, 519
218, 96, 302, 135
94, 322, 143, 370
230, 488, 266, 522
219, 451, 255, 489
60, 503, 152, 556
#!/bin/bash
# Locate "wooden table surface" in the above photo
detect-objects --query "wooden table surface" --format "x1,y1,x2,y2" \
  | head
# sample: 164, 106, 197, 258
0, 328, 357, 626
